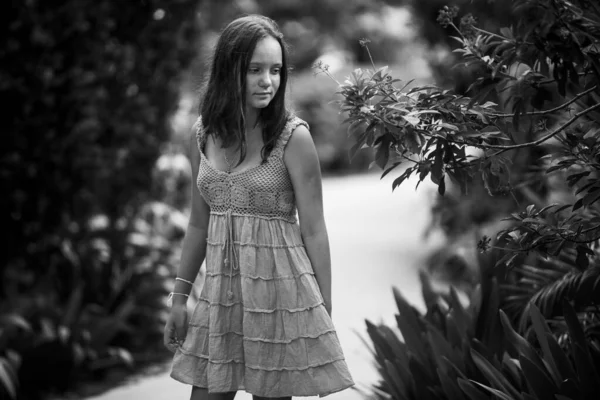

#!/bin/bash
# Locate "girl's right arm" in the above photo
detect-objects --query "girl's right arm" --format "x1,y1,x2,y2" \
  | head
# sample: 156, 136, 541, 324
172, 130, 211, 305
164, 130, 210, 351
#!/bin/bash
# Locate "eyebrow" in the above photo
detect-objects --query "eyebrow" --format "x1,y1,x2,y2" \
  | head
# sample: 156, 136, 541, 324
249, 62, 282, 67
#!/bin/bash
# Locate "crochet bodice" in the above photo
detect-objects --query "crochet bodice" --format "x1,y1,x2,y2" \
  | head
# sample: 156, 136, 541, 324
194, 115, 308, 223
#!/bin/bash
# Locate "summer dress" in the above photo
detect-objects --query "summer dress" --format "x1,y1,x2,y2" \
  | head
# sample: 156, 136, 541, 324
170, 115, 355, 397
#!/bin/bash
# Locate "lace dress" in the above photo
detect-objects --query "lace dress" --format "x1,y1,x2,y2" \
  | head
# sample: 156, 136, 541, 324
170, 115, 354, 397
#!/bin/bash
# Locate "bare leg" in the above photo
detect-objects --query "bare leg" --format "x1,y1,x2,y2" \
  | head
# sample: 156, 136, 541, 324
252, 396, 291, 400
190, 386, 237, 400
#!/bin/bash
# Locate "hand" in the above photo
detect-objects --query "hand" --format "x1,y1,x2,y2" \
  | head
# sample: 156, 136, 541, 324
164, 304, 188, 353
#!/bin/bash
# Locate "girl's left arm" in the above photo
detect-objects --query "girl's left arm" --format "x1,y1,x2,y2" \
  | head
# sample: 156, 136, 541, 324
284, 124, 332, 315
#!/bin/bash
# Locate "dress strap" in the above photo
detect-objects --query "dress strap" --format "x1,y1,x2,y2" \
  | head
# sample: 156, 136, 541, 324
193, 115, 206, 154
271, 115, 310, 158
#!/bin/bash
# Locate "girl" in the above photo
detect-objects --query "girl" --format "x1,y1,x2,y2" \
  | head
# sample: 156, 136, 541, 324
164, 14, 354, 400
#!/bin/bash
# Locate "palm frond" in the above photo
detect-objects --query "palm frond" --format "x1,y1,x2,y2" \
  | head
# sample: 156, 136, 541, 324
517, 265, 600, 332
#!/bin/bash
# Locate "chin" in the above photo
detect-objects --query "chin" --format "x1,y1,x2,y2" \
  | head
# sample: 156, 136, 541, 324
251, 100, 271, 109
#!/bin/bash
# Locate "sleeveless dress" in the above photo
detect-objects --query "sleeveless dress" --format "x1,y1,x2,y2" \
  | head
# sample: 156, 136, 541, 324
170, 115, 354, 398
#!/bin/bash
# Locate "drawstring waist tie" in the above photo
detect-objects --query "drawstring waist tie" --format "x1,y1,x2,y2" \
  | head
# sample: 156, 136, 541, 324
223, 209, 239, 299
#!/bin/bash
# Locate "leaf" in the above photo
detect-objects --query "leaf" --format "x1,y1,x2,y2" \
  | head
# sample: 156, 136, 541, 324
375, 139, 390, 170
427, 328, 455, 367
431, 143, 443, 185
438, 174, 446, 196
0, 315, 31, 332
393, 287, 429, 364
402, 115, 420, 126
470, 349, 521, 399
469, 380, 518, 400
0, 359, 16, 399
392, 167, 414, 191
562, 300, 600, 392
381, 162, 402, 179
582, 190, 600, 206
449, 287, 471, 337
519, 355, 558, 399
499, 310, 547, 373
566, 171, 591, 188
440, 123, 460, 131
545, 332, 577, 383
383, 359, 407, 399
437, 367, 466, 400
457, 378, 489, 400
529, 305, 561, 384
575, 246, 589, 269
419, 270, 439, 312
572, 198, 584, 211
62, 282, 85, 328
404, 129, 422, 154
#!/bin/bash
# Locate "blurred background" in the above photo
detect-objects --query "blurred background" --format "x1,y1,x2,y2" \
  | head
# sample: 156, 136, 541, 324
1, 0, 517, 399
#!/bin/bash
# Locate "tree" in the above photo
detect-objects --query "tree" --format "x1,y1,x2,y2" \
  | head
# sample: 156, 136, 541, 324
318, 0, 600, 398
1, 0, 201, 397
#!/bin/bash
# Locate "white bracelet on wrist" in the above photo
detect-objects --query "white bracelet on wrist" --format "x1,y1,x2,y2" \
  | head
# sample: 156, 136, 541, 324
176, 277, 194, 286
167, 292, 189, 307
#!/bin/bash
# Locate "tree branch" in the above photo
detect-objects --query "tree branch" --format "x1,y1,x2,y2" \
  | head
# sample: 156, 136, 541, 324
479, 102, 600, 152
537, 71, 592, 86
487, 86, 598, 118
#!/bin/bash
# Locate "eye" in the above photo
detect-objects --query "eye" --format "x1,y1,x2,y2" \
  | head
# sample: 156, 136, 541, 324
248, 67, 260, 74
271, 68, 281, 74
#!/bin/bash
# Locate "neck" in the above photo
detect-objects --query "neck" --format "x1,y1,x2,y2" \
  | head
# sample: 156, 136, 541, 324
245, 108, 260, 131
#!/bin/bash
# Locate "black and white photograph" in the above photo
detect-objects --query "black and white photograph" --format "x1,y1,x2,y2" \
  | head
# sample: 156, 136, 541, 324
3, 0, 600, 399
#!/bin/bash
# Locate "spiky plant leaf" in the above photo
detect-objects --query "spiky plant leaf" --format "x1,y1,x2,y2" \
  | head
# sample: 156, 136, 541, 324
499, 310, 548, 374
470, 348, 522, 399
469, 379, 520, 400
457, 378, 490, 400
519, 266, 600, 332
436, 366, 467, 400
519, 355, 557, 399
563, 300, 600, 394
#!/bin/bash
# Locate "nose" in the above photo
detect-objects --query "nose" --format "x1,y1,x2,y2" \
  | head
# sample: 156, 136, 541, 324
259, 72, 271, 88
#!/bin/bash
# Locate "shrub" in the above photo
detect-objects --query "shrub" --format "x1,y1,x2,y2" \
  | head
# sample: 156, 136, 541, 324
1, 0, 201, 397
366, 269, 600, 399
290, 68, 373, 173
322, 0, 600, 397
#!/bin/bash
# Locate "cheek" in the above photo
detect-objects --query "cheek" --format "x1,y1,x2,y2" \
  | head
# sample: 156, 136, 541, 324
273, 74, 281, 91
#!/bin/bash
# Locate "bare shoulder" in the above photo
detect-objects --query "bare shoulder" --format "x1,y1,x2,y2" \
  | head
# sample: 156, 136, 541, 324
283, 122, 321, 182
284, 123, 317, 161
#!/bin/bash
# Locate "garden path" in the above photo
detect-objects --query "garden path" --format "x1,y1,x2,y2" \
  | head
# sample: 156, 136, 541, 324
88, 171, 444, 400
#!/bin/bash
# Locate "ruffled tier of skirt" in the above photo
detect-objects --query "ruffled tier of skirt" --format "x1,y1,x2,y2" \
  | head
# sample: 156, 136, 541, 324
170, 214, 354, 397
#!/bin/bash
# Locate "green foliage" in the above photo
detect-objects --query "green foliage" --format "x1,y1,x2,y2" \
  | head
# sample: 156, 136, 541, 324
366, 271, 503, 399
367, 271, 600, 399
1, 0, 201, 397
2, 0, 199, 292
195, 0, 406, 69
290, 69, 373, 172
325, 0, 600, 398
401, 0, 514, 90
324, 0, 600, 265
0, 200, 189, 398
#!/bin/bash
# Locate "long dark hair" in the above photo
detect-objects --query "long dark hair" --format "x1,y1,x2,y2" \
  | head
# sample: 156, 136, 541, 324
199, 15, 290, 164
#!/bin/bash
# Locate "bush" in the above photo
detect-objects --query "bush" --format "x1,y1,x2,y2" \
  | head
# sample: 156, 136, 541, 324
290, 68, 374, 173
1, 0, 201, 397
324, 0, 600, 397
366, 268, 600, 399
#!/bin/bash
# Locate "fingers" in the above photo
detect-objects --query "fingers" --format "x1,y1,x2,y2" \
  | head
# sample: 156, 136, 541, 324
176, 325, 187, 343
163, 325, 185, 352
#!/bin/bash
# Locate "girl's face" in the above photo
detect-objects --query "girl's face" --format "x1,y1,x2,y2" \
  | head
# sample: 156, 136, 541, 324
245, 36, 282, 115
